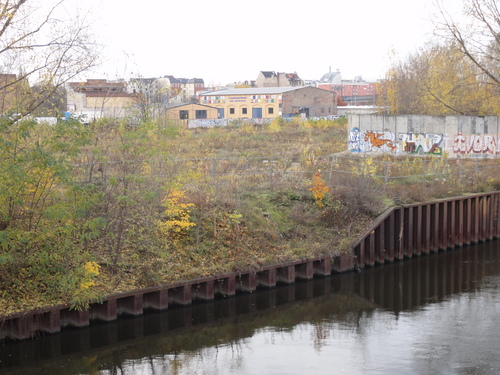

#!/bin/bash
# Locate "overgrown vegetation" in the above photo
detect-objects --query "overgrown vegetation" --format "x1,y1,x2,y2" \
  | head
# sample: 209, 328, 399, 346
2, 115, 500, 316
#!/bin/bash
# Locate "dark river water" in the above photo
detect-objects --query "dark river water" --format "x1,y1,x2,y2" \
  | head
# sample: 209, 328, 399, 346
1, 241, 500, 375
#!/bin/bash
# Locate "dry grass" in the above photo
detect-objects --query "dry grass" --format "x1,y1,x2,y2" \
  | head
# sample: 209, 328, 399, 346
3, 116, 500, 315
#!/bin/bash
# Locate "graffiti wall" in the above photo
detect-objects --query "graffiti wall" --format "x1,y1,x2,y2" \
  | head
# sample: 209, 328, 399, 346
349, 128, 443, 155
453, 132, 500, 155
349, 128, 399, 153
399, 132, 443, 155
188, 118, 273, 129
348, 115, 500, 157
188, 119, 229, 128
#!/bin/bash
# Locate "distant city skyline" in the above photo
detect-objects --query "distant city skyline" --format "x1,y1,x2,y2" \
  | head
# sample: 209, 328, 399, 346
62, 0, 464, 85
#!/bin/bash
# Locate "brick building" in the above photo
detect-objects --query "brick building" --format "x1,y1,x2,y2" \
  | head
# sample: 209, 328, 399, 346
318, 68, 378, 106
338, 78, 378, 106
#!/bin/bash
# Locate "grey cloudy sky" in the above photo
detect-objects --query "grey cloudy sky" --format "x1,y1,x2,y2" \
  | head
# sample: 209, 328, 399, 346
63, 0, 464, 84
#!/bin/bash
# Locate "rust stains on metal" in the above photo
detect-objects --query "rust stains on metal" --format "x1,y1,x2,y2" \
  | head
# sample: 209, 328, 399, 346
2, 192, 499, 341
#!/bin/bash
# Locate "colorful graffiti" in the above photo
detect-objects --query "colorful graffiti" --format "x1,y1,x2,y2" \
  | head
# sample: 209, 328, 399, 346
348, 127, 363, 152
188, 119, 228, 128
453, 132, 500, 154
188, 118, 273, 129
349, 128, 398, 153
349, 128, 443, 154
398, 132, 443, 155
365, 131, 397, 151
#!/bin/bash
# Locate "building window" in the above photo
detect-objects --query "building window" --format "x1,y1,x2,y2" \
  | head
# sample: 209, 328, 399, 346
268, 107, 274, 115
195, 110, 207, 119
242, 107, 247, 115
229, 107, 235, 115
180, 110, 189, 119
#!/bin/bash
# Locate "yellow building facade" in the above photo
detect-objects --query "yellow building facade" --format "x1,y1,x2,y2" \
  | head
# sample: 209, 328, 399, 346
200, 86, 336, 119
166, 103, 219, 120
200, 87, 293, 119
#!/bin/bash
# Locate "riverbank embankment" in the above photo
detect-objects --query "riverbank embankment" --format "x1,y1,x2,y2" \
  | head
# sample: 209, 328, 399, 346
2, 191, 498, 342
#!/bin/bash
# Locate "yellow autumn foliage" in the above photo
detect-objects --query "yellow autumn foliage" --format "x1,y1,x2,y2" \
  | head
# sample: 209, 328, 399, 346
381, 43, 500, 116
80, 262, 100, 290
157, 187, 196, 242
351, 156, 378, 177
269, 117, 282, 132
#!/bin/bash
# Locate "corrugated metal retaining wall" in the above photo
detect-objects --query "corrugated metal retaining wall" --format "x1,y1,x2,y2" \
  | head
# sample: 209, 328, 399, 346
1, 192, 499, 341
0, 257, 352, 341
353, 192, 500, 268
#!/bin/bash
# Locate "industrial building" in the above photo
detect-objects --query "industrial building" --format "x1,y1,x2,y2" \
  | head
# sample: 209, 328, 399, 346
199, 86, 336, 119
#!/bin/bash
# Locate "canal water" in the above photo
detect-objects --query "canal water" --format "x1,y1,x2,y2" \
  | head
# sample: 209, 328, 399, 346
1, 241, 500, 374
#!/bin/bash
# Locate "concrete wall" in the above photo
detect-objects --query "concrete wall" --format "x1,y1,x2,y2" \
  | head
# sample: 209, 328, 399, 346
338, 106, 378, 116
348, 114, 500, 157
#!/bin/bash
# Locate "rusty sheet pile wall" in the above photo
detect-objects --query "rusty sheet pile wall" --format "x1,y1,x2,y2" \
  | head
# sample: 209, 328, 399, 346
353, 192, 500, 268
2, 192, 499, 341
0, 257, 352, 341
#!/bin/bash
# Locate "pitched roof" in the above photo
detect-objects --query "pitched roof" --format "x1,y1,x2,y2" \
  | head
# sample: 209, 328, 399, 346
201, 87, 303, 96
187, 78, 204, 84
260, 71, 276, 78
165, 75, 181, 83
167, 103, 217, 110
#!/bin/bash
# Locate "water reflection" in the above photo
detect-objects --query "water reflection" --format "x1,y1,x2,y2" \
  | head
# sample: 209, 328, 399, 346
1, 242, 500, 374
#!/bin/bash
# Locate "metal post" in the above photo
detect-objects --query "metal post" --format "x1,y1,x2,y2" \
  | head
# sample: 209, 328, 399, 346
212, 158, 216, 186
329, 155, 335, 185
270, 159, 274, 189
384, 162, 389, 190
423, 159, 427, 190
458, 157, 463, 180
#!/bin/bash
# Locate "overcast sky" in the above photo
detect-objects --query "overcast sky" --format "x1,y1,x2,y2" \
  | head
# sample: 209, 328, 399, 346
62, 0, 464, 85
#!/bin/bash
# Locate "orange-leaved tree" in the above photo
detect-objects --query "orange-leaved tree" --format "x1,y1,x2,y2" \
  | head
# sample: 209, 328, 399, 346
309, 171, 330, 207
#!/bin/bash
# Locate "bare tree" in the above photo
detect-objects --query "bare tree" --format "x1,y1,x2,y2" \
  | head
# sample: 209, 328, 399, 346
0, 0, 100, 117
128, 76, 170, 122
436, 0, 500, 87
